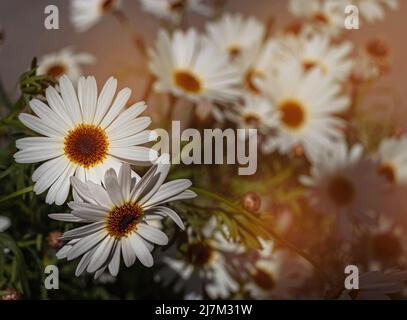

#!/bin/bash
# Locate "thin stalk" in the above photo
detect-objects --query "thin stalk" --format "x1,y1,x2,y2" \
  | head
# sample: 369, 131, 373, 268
0, 186, 33, 204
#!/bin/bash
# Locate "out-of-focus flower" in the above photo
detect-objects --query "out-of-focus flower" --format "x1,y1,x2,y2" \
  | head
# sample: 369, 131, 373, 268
368, 215, 406, 267
289, 34, 354, 83
138, 0, 212, 24
246, 247, 313, 299
300, 141, 384, 238
48, 231, 64, 249
238, 39, 283, 96
14, 75, 158, 205
50, 158, 196, 278
0, 216, 11, 232
1, 289, 20, 300
343, 0, 399, 23
340, 270, 407, 300
37, 47, 95, 82
353, 38, 391, 81
225, 96, 276, 136
204, 14, 265, 65
376, 137, 407, 185
149, 29, 241, 105
242, 192, 262, 214
70, 0, 121, 32
260, 59, 350, 161
288, 0, 346, 37
164, 218, 241, 299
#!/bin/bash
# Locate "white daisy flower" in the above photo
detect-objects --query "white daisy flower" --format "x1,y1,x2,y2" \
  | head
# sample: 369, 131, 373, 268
340, 270, 407, 300
288, 0, 346, 37
238, 39, 284, 96
149, 29, 241, 104
138, 0, 212, 24
343, 0, 399, 23
0, 216, 11, 232
225, 95, 276, 137
290, 34, 354, 83
246, 247, 313, 299
205, 13, 265, 65
71, 0, 121, 32
376, 137, 407, 185
260, 59, 350, 160
300, 141, 383, 238
37, 47, 96, 82
14, 75, 158, 205
164, 218, 240, 299
50, 157, 196, 278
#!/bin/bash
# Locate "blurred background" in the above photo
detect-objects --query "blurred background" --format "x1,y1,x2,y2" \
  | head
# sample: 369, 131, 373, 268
0, 0, 405, 117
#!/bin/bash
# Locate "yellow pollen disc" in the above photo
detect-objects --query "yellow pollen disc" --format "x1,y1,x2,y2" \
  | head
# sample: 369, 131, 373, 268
169, 0, 186, 12
106, 202, 144, 238
227, 46, 241, 60
243, 113, 261, 127
313, 13, 329, 24
186, 242, 214, 266
378, 163, 396, 183
64, 124, 109, 168
46, 64, 66, 78
366, 39, 389, 59
174, 70, 202, 94
279, 100, 306, 130
101, 0, 116, 13
244, 69, 264, 95
252, 268, 275, 290
327, 175, 355, 207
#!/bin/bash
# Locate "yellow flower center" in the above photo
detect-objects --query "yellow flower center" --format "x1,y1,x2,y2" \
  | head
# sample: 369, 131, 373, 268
64, 124, 109, 168
279, 100, 306, 130
106, 202, 144, 238
186, 242, 214, 266
244, 69, 264, 95
46, 64, 66, 78
174, 70, 202, 94
101, 0, 116, 13
227, 46, 241, 60
169, 0, 186, 12
327, 175, 355, 207
378, 163, 396, 183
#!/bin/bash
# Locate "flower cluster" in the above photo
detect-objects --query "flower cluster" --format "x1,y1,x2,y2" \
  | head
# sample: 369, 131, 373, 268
0, 0, 406, 300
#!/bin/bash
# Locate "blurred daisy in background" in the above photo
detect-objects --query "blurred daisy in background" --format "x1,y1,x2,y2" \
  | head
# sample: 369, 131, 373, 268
0, 216, 11, 232
50, 158, 195, 278
164, 218, 241, 299
37, 47, 96, 82
14, 75, 158, 205
138, 0, 212, 24
290, 34, 354, 83
376, 137, 407, 185
300, 141, 384, 238
288, 0, 346, 37
225, 95, 276, 139
71, 0, 121, 32
205, 14, 265, 64
149, 29, 241, 105
246, 248, 313, 299
238, 39, 283, 96
260, 59, 350, 160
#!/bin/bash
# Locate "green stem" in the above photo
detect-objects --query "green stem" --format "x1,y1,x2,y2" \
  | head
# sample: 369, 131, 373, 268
0, 186, 33, 204
190, 186, 331, 285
